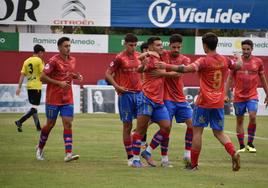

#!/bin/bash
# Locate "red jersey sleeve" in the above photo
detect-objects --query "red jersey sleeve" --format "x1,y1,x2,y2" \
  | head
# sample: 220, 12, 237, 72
108, 56, 121, 73
226, 57, 237, 70
192, 57, 206, 71
43, 58, 56, 75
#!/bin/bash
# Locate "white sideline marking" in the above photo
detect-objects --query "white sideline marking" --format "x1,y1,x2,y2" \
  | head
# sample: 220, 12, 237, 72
177, 124, 268, 141
224, 130, 268, 141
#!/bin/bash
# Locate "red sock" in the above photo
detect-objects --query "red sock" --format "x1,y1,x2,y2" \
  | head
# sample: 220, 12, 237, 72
185, 127, 193, 150
247, 123, 256, 144
132, 132, 142, 156
38, 125, 51, 149
191, 148, 200, 168
63, 129, 72, 153
224, 142, 235, 157
123, 138, 133, 159
236, 133, 245, 147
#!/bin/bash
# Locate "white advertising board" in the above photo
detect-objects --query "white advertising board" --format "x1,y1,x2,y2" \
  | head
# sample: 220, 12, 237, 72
195, 37, 268, 56
0, 84, 81, 113
0, 0, 110, 26
19, 33, 108, 53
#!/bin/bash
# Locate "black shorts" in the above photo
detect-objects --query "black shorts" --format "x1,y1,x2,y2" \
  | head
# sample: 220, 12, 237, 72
27, 89, 41, 105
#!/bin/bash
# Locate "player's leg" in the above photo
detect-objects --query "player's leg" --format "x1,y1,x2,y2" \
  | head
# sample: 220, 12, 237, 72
118, 93, 136, 165
132, 115, 150, 167
174, 102, 193, 165
234, 102, 246, 152
123, 121, 133, 165
132, 93, 152, 167
141, 132, 147, 149
32, 90, 42, 131
211, 108, 240, 171
246, 100, 258, 152
158, 119, 172, 167
183, 118, 193, 165
190, 126, 203, 170
188, 106, 209, 170
36, 104, 58, 160
15, 90, 39, 132
135, 92, 148, 149
143, 104, 171, 167
60, 104, 79, 162
32, 112, 41, 131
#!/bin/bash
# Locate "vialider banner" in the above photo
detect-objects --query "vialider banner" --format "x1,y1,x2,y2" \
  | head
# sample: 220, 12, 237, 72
111, 0, 268, 29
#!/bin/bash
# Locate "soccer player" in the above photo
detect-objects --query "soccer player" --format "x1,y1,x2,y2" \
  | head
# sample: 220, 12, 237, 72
35, 37, 83, 162
131, 36, 171, 168
157, 32, 242, 171
138, 42, 149, 148
161, 34, 193, 166
105, 33, 142, 166
225, 39, 268, 153
140, 42, 148, 53
15, 44, 45, 132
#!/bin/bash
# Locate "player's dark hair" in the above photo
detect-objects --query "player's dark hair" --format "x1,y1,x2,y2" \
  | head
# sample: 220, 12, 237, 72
140, 42, 148, 52
169, 34, 183, 43
241, 39, 253, 48
147, 36, 161, 45
57, 37, 70, 46
124, 33, 138, 43
202, 32, 218, 50
33, 44, 45, 53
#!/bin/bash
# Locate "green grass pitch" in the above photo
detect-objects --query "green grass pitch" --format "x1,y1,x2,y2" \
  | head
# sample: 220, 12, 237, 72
0, 113, 268, 188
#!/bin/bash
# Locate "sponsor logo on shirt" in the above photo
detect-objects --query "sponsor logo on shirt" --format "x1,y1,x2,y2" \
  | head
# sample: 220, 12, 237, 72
44, 63, 50, 70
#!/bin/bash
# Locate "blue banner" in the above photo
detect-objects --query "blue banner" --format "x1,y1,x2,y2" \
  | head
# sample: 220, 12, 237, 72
111, 0, 268, 29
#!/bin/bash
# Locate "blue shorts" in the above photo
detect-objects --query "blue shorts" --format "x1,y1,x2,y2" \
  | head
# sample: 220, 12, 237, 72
138, 93, 170, 122
164, 100, 193, 123
233, 99, 258, 116
46, 104, 74, 120
192, 106, 224, 131
118, 92, 142, 123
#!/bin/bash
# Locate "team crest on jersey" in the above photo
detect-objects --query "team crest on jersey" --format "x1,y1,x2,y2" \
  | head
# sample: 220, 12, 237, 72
199, 115, 206, 124
44, 63, 50, 70
252, 62, 257, 69
110, 61, 115, 67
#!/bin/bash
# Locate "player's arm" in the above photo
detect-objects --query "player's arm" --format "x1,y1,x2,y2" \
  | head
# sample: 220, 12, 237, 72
259, 73, 268, 107
137, 58, 149, 73
224, 74, 233, 102
156, 62, 196, 73
40, 72, 70, 89
230, 53, 243, 70
16, 73, 25, 96
105, 68, 127, 93
151, 68, 181, 78
70, 72, 83, 82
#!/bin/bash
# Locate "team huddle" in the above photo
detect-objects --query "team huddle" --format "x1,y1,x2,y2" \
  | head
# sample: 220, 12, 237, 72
15, 33, 268, 171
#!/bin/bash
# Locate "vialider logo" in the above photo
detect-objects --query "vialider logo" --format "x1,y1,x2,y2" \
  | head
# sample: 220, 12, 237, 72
148, 0, 177, 28
148, 0, 251, 27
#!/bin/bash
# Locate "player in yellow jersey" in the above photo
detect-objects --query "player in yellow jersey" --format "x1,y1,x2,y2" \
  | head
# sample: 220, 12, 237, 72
15, 44, 45, 132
